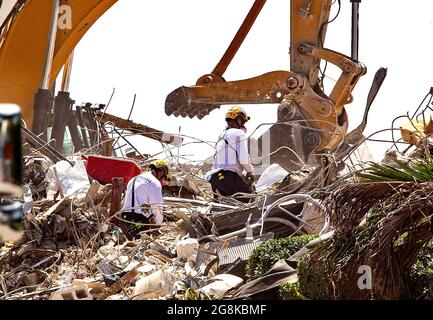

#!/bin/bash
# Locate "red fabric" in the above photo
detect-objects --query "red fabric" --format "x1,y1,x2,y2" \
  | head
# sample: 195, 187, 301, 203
84, 155, 141, 187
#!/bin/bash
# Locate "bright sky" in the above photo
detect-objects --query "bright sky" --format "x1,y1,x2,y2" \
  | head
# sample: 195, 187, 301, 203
67, 0, 433, 164
0, 0, 17, 24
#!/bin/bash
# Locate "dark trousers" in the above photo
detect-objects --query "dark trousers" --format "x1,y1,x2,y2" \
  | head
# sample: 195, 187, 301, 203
210, 170, 253, 203
119, 211, 151, 240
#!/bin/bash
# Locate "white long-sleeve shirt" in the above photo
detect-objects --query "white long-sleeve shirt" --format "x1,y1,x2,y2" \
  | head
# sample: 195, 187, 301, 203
122, 172, 164, 224
212, 128, 254, 176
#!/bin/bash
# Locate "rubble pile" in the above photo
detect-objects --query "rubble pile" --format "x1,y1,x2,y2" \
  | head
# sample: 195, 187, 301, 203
3, 146, 433, 300
4, 101, 433, 301
0, 156, 281, 300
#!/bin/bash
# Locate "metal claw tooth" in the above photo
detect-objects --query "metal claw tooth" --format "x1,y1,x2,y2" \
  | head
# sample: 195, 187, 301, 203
196, 110, 205, 119
165, 86, 189, 116
183, 105, 194, 116
197, 112, 209, 120
205, 106, 213, 115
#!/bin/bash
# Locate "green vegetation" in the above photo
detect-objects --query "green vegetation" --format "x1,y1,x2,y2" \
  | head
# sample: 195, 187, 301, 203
297, 254, 330, 300
407, 240, 433, 299
278, 282, 305, 300
245, 234, 317, 281
357, 157, 433, 182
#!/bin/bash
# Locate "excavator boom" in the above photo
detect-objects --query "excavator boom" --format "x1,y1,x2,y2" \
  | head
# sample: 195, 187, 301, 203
165, 0, 367, 170
0, 0, 118, 127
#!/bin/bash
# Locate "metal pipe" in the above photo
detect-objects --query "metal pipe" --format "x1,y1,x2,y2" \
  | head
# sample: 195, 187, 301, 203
218, 222, 262, 241
350, 0, 361, 61
212, 0, 267, 76
61, 51, 74, 92
41, 0, 60, 90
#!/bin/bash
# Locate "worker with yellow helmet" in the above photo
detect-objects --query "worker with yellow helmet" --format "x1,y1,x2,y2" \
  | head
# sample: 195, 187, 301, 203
120, 160, 169, 240
209, 106, 255, 202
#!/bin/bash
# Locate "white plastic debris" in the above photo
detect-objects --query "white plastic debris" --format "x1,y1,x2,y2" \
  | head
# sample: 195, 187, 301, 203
175, 238, 199, 260
201, 274, 244, 298
184, 261, 199, 277
256, 164, 289, 191
46, 159, 90, 199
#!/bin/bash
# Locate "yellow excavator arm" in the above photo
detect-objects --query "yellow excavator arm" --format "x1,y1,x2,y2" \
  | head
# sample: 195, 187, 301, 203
165, 0, 367, 169
0, 0, 117, 127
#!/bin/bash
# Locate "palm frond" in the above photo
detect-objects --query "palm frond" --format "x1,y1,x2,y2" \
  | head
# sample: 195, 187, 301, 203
357, 157, 433, 182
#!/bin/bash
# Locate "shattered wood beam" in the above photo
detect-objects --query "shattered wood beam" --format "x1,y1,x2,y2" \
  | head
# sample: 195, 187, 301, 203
96, 111, 183, 146
98, 268, 139, 300
110, 178, 123, 217
83, 104, 98, 145
145, 248, 173, 264
75, 106, 90, 148
99, 124, 113, 156
36, 198, 71, 223
50, 92, 69, 151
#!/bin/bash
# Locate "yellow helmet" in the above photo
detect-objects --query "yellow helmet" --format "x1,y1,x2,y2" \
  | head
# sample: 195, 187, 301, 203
150, 159, 170, 177
225, 106, 250, 123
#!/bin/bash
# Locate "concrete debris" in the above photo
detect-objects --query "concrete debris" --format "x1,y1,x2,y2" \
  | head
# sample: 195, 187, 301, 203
51, 285, 93, 300
2, 150, 333, 300
200, 274, 244, 299
133, 269, 178, 299
175, 238, 199, 260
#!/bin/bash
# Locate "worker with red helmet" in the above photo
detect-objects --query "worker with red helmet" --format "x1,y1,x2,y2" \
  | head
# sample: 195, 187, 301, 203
209, 107, 255, 202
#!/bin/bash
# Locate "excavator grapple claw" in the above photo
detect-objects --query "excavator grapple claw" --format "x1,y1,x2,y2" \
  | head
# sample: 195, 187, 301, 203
165, 86, 221, 119
165, 71, 295, 120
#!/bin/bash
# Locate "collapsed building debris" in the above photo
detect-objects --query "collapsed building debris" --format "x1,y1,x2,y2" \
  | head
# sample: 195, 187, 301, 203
2, 0, 433, 303
3, 88, 433, 301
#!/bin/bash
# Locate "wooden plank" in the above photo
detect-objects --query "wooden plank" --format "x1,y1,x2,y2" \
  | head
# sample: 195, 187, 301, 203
67, 113, 85, 152
98, 268, 139, 300
83, 104, 97, 145
145, 248, 173, 264
50, 92, 69, 152
75, 106, 90, 148
109, 177, 123, 217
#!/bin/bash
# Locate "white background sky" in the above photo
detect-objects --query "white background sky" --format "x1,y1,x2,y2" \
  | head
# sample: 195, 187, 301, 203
66, 0, 433, 163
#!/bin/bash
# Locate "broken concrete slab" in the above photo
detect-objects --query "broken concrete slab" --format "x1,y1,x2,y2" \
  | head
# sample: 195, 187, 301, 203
51, 285, 93, 300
